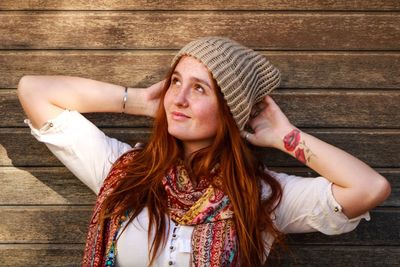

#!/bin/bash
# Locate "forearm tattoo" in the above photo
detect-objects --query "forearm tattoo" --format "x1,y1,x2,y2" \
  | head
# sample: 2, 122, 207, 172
283, 129, 316, 164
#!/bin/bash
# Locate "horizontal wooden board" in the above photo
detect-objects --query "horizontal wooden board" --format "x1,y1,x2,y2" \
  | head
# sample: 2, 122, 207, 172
4, 89, 400, 128
1, 244, 398, 267
1, 128, 398, 167
1, 52, 399, 89
274, 90, 400, 128
1, 12, 399, 50
287, 209, 400, 245
267, 245, 400, 266
0, 206, 92, 243
0, 207, 396, 245
1, 167, 397, 206
0, 244, 84, 267
1, 0, 399, 11
0, 167, 95, 205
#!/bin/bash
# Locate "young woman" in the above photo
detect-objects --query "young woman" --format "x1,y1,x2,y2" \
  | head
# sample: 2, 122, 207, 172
18, 37, 390, 267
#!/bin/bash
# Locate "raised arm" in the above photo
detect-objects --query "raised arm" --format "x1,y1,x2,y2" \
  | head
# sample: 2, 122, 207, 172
244, 95, 391, 219
17, 75, 164, 129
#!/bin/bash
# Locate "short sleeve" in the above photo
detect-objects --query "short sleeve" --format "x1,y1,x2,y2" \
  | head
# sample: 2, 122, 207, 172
262, 168, 371, 235
24, 109, 132, 194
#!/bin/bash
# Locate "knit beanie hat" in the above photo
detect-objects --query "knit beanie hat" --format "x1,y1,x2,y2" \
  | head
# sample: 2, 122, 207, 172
170, 36, 281, 130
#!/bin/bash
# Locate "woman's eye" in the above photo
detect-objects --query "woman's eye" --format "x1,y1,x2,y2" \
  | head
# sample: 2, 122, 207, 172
195, 85, 205, 93
171, 78, 180, 86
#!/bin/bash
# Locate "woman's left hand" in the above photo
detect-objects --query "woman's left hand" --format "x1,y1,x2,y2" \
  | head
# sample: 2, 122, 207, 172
242, 95, 296, 148
243, 96, 391, 219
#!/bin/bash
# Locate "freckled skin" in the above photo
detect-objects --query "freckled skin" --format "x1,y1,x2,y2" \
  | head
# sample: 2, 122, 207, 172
164, 56, 220, 156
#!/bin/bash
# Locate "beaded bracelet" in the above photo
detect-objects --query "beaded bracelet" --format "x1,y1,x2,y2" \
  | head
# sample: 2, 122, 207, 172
122, 87, 128, 113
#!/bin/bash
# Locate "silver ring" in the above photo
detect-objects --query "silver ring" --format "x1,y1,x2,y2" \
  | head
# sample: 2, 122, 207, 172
245, 133, 249, 141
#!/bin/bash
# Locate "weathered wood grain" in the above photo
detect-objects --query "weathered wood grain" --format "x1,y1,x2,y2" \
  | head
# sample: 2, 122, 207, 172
0, 167, 95, 205
2, 52, 399, 89
4, 89, 400, 128
0, 207, 396, 244
1, 244, 398, 267
267, 245, 400, 266
1, 128, 398, 167
1, 167, 397, 206
0, 244, 84, 267
273, 90, 400, 128
287, 209, 400, 245
1, 12, 399, 50
0, 206, 92, 243
1, 0, 399, 11
0, 2, 398, 267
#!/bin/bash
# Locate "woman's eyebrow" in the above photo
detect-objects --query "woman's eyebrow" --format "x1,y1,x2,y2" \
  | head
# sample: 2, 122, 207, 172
173, 70, 211, 89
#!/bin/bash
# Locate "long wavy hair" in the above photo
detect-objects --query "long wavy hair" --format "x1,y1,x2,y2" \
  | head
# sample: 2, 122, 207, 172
99, 57, 284, 266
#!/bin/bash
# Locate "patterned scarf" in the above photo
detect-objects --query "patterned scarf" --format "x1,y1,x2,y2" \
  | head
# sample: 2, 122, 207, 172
82, 149, 136, 267
163, 161, 238, 266
82, 150, 238, 267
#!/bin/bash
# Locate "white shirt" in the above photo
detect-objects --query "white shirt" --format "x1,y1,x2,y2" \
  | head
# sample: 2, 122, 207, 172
24, 109, 370, 267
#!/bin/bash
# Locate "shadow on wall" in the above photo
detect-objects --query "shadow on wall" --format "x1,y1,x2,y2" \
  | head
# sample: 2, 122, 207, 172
0, 139, 93, 265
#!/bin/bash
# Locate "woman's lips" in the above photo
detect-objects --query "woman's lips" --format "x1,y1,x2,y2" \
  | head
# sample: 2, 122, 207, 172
171, 111, 190, 120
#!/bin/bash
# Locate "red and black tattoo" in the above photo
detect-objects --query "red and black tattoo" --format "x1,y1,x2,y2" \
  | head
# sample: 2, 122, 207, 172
283, 129, 316, 164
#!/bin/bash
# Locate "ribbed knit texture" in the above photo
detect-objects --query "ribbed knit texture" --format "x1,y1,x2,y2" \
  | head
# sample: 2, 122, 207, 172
171, 36, 281, 130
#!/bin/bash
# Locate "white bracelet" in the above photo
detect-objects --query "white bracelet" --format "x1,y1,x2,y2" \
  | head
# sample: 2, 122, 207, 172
122, 87, 128, 113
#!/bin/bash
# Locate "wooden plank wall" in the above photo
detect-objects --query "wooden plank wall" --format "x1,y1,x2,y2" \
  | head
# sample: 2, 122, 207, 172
0, 1, 399, 266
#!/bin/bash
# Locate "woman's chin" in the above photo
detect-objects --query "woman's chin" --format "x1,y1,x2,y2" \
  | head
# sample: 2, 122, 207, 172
167, 127, 191, 140
168, 131, 188, 141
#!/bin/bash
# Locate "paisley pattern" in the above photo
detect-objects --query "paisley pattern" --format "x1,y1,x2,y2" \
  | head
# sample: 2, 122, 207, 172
82, 149, 139, 267
162, 161, 238, 266
82, 151, 238, 267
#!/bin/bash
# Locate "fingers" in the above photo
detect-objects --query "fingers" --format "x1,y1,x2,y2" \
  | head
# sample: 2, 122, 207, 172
248, 95, 277, 127
250, 101, 266, 118
158, 79, 166, 88
253, 94, 276, 113
265, 95, 278, 107
154, 80, 166, 91
148, 80, 166, 98
240, 131, 253, 143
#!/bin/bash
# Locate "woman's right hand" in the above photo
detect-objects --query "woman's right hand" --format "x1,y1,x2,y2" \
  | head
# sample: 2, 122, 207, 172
144, 80, 166, 117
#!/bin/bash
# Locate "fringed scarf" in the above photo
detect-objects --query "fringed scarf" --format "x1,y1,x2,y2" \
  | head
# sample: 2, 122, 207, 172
82, 149, 238, 267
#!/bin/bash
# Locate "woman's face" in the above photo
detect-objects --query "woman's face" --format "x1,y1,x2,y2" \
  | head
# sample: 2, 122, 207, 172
164, 56, 220, 156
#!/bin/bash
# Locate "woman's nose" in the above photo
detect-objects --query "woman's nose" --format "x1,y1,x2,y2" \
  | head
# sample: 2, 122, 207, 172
174, 87, 189, 107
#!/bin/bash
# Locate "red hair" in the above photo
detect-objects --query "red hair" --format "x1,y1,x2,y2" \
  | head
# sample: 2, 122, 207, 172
99, 58, 284, 266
